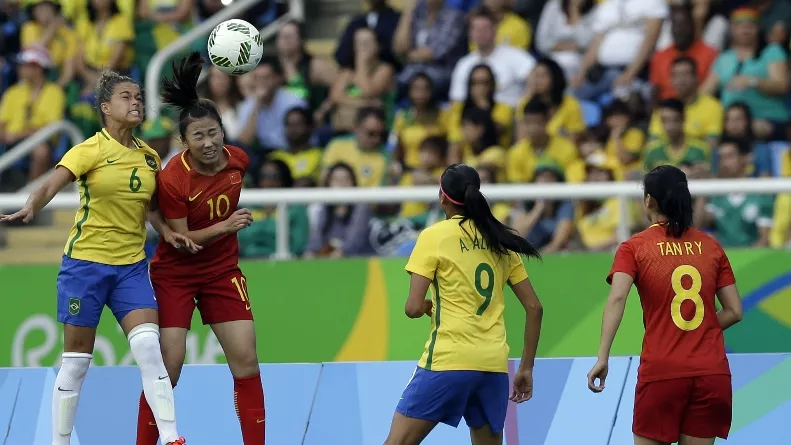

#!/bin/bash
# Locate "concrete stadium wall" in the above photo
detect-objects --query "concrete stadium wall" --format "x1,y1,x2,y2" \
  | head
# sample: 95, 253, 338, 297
1, 354, 789, 445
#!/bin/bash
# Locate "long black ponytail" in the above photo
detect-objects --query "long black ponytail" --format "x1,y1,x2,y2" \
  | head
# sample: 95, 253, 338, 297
161, 51, 224, 140
441, 164, 541, 259
643, 165, 693, 238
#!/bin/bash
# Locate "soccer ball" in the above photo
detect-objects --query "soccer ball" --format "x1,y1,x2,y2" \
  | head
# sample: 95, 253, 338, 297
207, 19, 264, 76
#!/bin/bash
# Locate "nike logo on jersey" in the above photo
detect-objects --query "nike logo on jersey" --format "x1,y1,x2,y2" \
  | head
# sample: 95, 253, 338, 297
106, 158, 120, 164
188, 191, 203, 201
256, 419, 265, 424
245, 305, 251, 310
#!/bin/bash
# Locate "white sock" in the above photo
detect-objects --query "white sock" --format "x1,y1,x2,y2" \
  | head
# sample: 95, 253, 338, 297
52, 352, 91, 445
128, 323, 180, 443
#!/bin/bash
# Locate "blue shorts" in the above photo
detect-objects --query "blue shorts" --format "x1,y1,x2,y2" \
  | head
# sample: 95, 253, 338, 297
395, 367, 509, 433
56, 255, 158, 328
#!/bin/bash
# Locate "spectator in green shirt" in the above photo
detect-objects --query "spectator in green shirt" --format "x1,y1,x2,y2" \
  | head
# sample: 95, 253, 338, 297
238, 158, 310, 258
694, 137, 774, 247
643, 98, 709, 173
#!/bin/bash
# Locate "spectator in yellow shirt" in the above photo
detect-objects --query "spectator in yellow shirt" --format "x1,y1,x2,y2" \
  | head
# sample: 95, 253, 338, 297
321, 107, 389, 187
396, 135, 448, 218
770, 149, 791, 247
21, 0, 77, 87
476, 163, 512, 223
516, 56, 586, 143
458, 107, 506, 178
648, 56, 723, 148
75, 0, 134, 91
564, 127, 623, 183
389, 72, 449, 171
507, 99, 578, 183
576, 156, 622, 251
0, 46, 65, 181
448, 64, 513, 163
602, 99, 646, 175
269, 107, 323, 187
470, 0, 532, 50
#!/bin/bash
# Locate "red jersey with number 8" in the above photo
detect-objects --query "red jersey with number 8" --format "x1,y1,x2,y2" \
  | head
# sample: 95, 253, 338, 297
151, 145, 249, 278
608, 224, 735, 383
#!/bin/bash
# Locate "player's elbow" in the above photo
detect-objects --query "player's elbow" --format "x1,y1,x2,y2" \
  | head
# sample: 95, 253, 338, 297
525, 300, 543, 318
730, 306, 744, 324
404, 302, 424, 319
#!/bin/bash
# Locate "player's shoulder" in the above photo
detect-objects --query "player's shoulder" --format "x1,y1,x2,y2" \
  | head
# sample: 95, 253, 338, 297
72, 132, 104, 153
420, 218, 457, 240
224, 144, 250, 169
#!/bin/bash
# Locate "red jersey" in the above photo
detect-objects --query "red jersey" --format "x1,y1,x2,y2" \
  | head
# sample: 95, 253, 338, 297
608, 224, 736, 383
151, 145, 250, 278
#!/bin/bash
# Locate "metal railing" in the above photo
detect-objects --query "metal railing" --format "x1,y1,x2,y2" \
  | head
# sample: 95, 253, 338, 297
0, 121, 84, 184
1, 178, 790, 259
145, 0, 305, 119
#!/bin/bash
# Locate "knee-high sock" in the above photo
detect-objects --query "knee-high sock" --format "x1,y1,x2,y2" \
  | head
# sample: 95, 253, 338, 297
234, 373, 266, 444
129, 323, 180, 444
52, 352, 92, 445
136, 381, 175, 445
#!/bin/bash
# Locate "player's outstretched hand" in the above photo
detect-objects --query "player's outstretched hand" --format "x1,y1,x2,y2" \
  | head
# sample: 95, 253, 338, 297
0, 206, 35, 224
224, 208, 254, 233
587, 359, 608, 393
510, 367, 533, 403
165, 231, 202, 254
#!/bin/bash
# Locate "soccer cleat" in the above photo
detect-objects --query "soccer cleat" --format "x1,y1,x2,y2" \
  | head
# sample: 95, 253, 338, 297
166, 438, 186, 445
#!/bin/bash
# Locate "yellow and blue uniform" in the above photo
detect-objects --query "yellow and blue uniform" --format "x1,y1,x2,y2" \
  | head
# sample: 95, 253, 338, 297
396, 216, 529, 433
55, 129, 161, 327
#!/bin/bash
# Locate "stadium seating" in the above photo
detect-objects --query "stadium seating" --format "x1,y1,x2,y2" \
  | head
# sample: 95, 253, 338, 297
1, 355, 789, 444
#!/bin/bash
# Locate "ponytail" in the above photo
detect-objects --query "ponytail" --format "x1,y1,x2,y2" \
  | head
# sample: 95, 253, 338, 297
161, 51, 224, 139
462, 184, 541, 259
643, 165, 694, 238
660, 182, 693, 238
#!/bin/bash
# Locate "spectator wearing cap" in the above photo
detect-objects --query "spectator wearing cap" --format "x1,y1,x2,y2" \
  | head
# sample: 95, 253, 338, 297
507, 99, 577, 183
570, 0, 667, 101
320, 107, 389, 188
21, 0, 77, 87
472, 0, 532, 51
393, 0, 466, 98
648, 56, 723, 149
650, 3, 718, 101
140, 116, 176, 165
643, 99, 709, 172
701, 7, 790, 141
0, 45, 65, 182
335, 0, 400, 71
575, 154, 622, 251
511, 159, 574, 253
449, 7, 535, 108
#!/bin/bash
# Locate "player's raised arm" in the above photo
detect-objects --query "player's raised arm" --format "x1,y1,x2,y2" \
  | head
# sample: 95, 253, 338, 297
0, 165, 74, 223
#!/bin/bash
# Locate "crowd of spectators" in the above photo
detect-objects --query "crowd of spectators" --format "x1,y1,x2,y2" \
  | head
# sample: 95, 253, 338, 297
2, 0, 791, 259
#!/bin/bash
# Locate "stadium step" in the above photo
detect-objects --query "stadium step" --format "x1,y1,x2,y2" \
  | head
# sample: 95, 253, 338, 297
5, 226, 71, 249
0, 247, 63, 265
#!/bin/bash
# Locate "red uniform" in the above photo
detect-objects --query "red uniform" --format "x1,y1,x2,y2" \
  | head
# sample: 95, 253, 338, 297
151, 145, 252, 329
608, 224, 735, 443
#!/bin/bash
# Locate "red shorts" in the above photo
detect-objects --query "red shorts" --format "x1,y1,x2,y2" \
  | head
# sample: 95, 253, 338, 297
633, 374, 732, 443
152, 268, 254, 329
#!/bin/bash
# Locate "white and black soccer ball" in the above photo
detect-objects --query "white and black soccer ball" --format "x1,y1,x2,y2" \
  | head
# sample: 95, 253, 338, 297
207, 19, 264, 76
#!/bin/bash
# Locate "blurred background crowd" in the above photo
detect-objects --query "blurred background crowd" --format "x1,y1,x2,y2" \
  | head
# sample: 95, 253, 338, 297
1, 0, 791, 260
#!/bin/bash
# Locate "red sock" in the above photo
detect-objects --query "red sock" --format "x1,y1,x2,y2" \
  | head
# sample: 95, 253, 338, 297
136, 390, 160, 445
234, 373, 266, 444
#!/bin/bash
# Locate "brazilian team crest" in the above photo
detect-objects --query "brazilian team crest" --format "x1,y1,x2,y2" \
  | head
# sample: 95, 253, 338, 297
68, 298, 81, 316
145, 154, 158, 170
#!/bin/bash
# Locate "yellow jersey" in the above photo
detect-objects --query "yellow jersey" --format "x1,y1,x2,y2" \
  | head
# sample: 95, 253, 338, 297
57, 129, 161, 265
406, 216, 529, 372
321, 137, 389, 187
506, 136, 578, 183
21, 23, 78, 69
576, 198, 622, 249
0, 81, 65, 136
390, 108, 449, 169
470, 12, 532, 51
269, 148, 323, 183
516, 95, 586, 137
648, 95, 723, 144
76, 14, 135, 70
605, 127, 646, 173
448, 102, 514, 149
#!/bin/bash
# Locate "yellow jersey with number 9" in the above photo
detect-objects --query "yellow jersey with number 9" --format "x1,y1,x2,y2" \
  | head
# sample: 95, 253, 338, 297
405, 215, 529, 373
57, 129, 160, 265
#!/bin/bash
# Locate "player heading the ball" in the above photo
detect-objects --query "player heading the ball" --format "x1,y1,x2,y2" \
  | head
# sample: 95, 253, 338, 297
384, 164, 544, 445
136, 52, 265, 445
588, 165, 744, 445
